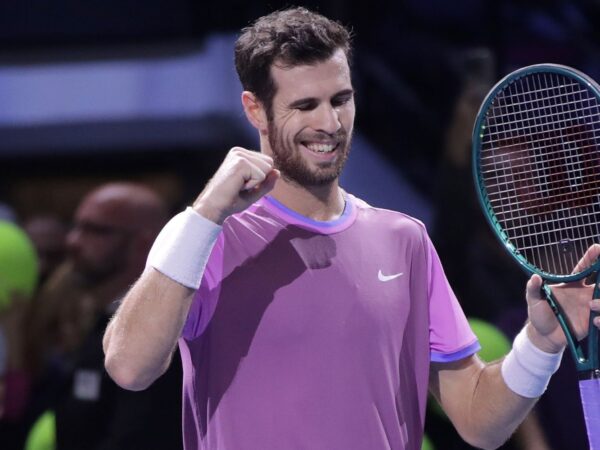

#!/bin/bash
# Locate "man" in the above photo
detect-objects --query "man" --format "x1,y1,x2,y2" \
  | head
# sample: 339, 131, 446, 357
103, 8, 600, 450
28, 182, 183, 450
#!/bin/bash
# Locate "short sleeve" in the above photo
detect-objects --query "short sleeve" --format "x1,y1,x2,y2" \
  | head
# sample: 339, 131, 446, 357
427, 236, 480, 362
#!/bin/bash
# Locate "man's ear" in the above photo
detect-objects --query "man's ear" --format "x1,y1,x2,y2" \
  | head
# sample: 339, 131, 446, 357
241, 91, 268, 134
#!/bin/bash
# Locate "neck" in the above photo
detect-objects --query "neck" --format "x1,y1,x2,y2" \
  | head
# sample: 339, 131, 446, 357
268, 178, 345, 222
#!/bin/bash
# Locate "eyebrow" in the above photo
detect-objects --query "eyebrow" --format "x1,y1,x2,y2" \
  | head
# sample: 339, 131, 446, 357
333, 89, 354, 98
288, 89, 354, 109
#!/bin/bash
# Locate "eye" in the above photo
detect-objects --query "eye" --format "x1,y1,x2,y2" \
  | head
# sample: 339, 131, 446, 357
331, 93, 353, 108
294, 100, 317, 111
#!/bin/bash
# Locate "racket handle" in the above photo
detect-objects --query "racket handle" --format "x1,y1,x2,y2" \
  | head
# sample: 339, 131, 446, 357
579, 374, 600, 449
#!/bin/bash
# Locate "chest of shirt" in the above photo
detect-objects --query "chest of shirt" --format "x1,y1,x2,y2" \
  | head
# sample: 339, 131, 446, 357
207, 230, 416, 355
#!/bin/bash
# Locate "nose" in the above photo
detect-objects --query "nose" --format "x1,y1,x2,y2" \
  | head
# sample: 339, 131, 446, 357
314, 103, 341, 135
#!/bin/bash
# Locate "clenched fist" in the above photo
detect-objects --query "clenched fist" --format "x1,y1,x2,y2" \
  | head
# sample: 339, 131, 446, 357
192, 147, 280, 224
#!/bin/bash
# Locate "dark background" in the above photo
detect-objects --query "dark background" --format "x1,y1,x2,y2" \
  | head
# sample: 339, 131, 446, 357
2, 0, 600, 217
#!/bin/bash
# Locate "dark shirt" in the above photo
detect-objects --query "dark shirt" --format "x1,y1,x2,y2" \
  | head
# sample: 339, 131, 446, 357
55, 312, 183, 450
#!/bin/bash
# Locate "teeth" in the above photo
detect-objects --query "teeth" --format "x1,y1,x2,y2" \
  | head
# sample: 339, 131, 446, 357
306, 143, 336, 153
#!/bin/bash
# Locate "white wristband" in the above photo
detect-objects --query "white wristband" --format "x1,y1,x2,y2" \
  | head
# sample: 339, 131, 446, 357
147, 207, 222, 289
501, 327, 563, 398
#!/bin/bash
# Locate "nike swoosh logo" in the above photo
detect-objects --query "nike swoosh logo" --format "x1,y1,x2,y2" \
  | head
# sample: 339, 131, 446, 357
378, 270, 404, 282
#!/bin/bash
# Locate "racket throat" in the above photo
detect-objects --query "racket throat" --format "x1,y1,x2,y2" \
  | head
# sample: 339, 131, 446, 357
542, 283, 596, 371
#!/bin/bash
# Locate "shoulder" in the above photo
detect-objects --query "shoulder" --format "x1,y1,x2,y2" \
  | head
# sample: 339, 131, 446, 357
206, 200, 284, 271
349, 193, 429, 242
221, 201, 283, 237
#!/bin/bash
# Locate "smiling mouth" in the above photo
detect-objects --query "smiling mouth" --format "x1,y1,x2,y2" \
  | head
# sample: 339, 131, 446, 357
303, 142, 339, 154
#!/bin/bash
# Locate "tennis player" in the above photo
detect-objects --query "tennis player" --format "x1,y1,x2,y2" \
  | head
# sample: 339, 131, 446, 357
103, 7, 600, 450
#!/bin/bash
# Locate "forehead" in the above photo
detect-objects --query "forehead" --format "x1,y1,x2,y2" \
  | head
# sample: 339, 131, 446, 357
75, 194, 128, 228
270, 48, 352, 102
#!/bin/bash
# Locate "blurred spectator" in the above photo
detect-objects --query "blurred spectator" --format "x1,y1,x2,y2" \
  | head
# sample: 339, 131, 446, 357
4, 182, 183, 450
23, 215, 69, 286
431, 57, 528, 322
0, 221, 39, 446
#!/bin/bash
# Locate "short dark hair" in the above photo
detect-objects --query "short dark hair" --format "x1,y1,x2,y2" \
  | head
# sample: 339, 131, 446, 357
234, 7, 353, 120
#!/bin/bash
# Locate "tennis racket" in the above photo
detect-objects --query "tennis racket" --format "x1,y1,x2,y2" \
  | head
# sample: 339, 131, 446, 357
472, 63, 600, 448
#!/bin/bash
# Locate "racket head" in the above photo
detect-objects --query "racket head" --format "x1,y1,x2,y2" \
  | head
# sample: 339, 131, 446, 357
472, 63, 600, 282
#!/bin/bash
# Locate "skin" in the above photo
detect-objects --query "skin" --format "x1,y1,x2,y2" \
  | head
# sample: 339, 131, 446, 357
196, 48, 355, 224
103, 49, 600, 450
67, 183, 167, 289
265, 53, 354, 189
25, 183, 168, 371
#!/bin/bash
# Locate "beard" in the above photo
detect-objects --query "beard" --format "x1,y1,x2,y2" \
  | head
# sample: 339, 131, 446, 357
71, 255, 122, 286
268, 121, 352, 187
69, 241, 128, 286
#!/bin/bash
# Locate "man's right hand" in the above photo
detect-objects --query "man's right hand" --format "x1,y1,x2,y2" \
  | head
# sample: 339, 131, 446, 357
192, 147, 280, 224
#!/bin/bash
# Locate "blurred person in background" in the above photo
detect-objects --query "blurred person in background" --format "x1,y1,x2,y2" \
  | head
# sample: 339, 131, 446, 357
431, 47, 529, 323
8, 182, 183, 450
23, 215, 69, 286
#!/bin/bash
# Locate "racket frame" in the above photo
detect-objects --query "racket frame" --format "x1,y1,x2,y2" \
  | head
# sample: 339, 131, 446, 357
471, 63, 600, 374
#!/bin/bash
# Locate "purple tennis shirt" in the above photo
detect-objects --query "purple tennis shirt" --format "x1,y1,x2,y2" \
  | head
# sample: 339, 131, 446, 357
179, 193, 479, 450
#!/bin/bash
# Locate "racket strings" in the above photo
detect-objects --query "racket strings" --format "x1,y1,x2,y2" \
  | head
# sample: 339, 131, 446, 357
496, 79, 581, 101
489, 189, 600, 218
480, 71, 600, 276
498, 212, 599, 244
481, 145, 599, 202
484, 85, 592, 122
484, 170, 600, 201
481, 124, 600, 151
482, 100, 598, 139
481, 146, 599, 179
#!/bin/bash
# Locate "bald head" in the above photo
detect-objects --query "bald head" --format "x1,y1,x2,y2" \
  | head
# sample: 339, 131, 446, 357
67, 182, 169, 284
79, 182, 169, 236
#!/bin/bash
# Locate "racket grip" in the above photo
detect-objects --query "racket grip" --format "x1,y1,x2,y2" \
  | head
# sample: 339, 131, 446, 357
579, 375, 600, 449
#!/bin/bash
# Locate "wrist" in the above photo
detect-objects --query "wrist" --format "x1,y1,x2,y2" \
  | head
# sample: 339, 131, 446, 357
146, 207, 222, 289
501, 327, 564, 398
192, 196, 228, 225
191, 189, 234, 225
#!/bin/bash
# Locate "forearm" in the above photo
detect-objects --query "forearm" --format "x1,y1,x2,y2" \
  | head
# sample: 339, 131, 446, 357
104, 203, 223, 390
464, 360, 537, 449
434, 325, 563, 449
103, 149, 276, 391
103, 268, 194, 391
432, 357, 535, 449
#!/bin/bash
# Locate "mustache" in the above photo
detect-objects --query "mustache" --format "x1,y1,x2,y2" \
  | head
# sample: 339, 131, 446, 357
296, 130, 349, 142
